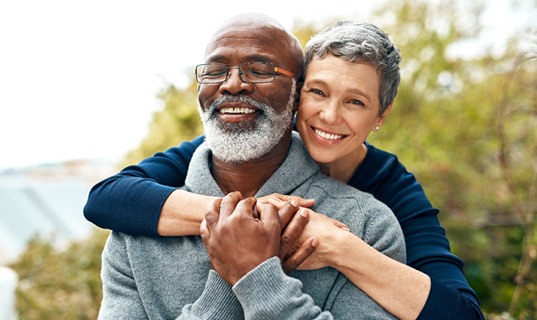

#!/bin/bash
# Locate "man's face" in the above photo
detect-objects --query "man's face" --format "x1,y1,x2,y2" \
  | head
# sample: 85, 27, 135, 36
197, 24, 299, 163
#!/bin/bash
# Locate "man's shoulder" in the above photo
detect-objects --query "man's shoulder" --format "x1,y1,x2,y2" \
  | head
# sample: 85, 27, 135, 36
308, 172, 378, 202
105, 231, 196, 253
304, 172, 397, 227
306, 172, 406, 262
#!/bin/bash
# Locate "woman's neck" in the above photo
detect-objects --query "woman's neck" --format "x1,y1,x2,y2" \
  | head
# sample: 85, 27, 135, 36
319, 143, 368, 184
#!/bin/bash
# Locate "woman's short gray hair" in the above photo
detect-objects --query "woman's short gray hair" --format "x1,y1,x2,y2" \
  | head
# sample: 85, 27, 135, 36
304, 21, 401, 114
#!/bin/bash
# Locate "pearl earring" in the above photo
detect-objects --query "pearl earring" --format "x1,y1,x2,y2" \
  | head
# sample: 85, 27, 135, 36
375, 126, 380, 131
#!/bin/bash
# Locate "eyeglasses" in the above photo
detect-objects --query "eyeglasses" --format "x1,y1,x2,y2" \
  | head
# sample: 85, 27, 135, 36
195, 61, 295, 84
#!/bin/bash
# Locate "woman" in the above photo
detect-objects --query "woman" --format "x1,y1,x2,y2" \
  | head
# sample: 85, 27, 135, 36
85, 21, 483, 319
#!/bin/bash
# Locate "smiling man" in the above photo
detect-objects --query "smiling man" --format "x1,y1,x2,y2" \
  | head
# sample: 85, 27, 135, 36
97, 13, 405, 319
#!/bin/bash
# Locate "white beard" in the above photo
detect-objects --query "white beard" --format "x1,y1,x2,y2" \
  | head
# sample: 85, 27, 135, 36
199, 82, 296, 163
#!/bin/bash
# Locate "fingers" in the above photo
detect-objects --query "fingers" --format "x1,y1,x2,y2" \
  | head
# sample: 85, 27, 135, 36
219, 191, 243, 219
327, 216, 350, 231
278, 199, 300, 228
257, 200, 280, 229
296, 198, 315, 208
282, 237, 318, 275
261, 194, 316, 209
279, 208, 310, 259
203, 197, 223, 230
234, 196, 257, 219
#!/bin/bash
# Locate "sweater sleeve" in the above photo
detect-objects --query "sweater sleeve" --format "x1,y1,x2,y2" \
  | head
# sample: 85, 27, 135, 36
232, 257, 333, 320
99, 232, 148, 319
84, 135, 205, 236
178, 270, 243, 320
353, 143, 484, 319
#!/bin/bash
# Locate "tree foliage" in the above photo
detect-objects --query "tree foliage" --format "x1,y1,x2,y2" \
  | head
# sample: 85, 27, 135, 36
120, 81, 203, 167
9, 0, 536, 318
9, 229, 109, 319
364, 1, 537, 318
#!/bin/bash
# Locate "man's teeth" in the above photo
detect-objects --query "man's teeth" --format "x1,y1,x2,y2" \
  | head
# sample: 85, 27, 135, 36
220, 107, 255, 114
314, 128, 343, 140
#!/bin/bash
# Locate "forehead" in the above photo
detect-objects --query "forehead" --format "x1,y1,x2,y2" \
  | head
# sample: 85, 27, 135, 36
204, 25, 292, 64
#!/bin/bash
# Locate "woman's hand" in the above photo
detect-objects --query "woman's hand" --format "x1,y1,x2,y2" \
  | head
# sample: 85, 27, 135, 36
258, 193, 315, 218
281, 206, 350, 272
257, 194, 350, 273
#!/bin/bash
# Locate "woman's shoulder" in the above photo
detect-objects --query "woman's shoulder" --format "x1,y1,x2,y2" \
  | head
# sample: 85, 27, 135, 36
353, 143, 412, 187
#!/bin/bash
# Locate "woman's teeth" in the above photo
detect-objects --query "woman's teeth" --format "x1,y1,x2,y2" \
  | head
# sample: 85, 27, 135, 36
314, 128, 343, 140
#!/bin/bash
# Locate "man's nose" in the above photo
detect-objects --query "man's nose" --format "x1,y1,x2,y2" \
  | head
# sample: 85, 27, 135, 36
219, 67, 252, 94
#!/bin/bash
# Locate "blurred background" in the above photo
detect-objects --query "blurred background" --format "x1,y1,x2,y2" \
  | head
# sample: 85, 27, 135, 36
0, 0, 535, 318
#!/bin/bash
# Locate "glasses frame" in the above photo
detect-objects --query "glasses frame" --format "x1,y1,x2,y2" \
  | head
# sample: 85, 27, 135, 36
195, 61, 296, 84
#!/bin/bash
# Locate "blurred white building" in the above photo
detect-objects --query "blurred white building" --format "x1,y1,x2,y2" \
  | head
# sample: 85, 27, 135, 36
0, 267, 17, 320
0, 158, 117, 318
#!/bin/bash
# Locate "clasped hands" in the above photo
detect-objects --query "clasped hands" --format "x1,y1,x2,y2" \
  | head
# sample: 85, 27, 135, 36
200, 191, 349, 285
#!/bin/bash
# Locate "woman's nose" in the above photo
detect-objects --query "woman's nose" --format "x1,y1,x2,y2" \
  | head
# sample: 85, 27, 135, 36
319, 101, 340, 124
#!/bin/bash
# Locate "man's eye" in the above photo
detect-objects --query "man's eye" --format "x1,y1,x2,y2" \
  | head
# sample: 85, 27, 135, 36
205, 69, 227, 76
250, 69, 273, 76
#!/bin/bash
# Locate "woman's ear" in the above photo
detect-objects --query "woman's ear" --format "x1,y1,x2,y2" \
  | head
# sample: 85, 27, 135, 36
378, 102, 394, 126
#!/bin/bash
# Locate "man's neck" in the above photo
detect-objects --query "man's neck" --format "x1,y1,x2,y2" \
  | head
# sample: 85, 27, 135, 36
211, 138, 291, 197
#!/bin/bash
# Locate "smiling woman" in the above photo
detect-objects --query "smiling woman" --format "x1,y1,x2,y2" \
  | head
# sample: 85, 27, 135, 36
297, 54, 391, 183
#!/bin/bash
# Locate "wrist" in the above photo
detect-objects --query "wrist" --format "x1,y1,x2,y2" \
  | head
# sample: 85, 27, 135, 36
315, 227, 350, 267
329, 230, 362, 269
158, 190, 216, 236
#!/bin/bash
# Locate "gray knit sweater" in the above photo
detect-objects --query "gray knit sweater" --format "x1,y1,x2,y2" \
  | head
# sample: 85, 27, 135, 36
99, 133, 405, 319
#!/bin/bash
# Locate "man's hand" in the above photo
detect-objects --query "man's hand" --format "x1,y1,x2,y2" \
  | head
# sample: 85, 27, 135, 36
200, 192, 282, 285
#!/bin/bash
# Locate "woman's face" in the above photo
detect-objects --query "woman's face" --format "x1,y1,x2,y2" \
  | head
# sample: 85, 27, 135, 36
297, 54, 390, 165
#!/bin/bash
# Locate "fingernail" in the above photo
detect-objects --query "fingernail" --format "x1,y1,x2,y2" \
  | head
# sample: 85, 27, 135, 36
290, 199, 299, 207
340, 226, 350, 231
299, 208, 309, 217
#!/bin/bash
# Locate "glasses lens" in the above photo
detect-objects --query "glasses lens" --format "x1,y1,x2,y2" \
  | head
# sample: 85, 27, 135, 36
196, 63, 227, 83
242, 62, 276, 83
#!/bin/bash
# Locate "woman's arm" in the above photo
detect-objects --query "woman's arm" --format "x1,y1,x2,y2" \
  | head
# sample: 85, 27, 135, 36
157, 190, 215, 236
296, 211, 430, 320
83, 135, 314, 237
83, 135, 205, 236
348, 143, 484, 319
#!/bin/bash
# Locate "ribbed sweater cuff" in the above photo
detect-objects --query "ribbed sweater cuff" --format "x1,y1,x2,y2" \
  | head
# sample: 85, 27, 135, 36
232, 257, 302, 318
190, 270, 243, 319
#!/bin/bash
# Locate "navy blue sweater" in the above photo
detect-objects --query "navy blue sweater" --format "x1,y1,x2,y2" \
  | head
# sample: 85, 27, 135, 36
84, 135, 484, 319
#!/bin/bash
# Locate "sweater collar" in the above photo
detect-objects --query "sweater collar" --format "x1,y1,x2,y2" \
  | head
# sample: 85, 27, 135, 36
184, 132, 319, 197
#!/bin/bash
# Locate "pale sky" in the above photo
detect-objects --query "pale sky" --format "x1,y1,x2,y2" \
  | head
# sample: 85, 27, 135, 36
0, 0, 533, 170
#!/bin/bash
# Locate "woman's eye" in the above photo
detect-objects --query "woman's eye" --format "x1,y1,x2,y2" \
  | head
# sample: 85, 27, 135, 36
310, 88, 324, 96
350, 99, 365, 107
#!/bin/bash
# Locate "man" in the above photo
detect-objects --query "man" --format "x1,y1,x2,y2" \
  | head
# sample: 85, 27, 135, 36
98, 13, 405, 319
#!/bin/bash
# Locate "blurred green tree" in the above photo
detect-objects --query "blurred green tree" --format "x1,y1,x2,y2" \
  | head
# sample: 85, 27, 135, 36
120, 81, 203, 168
9, 229, 109, 319
365, 1, 537, 317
